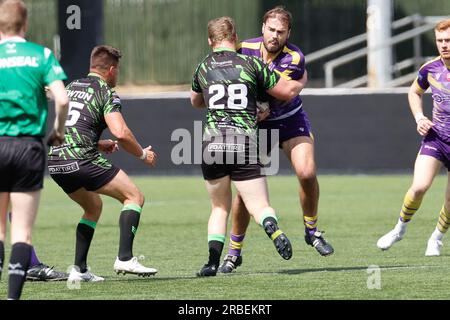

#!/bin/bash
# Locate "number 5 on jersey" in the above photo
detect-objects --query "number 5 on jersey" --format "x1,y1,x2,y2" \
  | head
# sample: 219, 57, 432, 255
65, 101, 84, 126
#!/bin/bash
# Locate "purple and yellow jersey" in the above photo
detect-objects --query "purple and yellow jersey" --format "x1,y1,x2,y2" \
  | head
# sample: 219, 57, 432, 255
414, 57, 450, 141
238, 37, 305, 120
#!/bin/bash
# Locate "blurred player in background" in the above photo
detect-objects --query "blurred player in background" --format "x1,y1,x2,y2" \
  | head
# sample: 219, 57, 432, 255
48, 45, 158, 281
191, 16, 305, 276
377, 19, 450, 256
219, 6, 333, 274
0, 0, 69, 299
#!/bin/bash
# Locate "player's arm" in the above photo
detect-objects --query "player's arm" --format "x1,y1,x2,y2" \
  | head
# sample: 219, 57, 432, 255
47, 80, 69, 146
105, 112, 156, 166
267, 76, 304, 101
190, 90, 206, 108
190, 63, 206, 108
98, 139, 119, 154
408, 78, 433, 136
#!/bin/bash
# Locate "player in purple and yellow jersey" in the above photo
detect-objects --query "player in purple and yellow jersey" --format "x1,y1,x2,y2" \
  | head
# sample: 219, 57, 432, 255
377, 19, 450, 256
219, 6, 333, 274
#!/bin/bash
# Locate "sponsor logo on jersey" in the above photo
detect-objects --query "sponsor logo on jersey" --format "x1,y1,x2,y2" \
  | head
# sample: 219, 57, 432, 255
423, 145, 438, 152
432, 93, 450, 104
211, 60, 233, 66
5, 43, 16, 54
208, 143, 245, 152
67, 90, 93, 101
53, 65, 64, 74
48, 162, 80, 174
0, 56, 38, 68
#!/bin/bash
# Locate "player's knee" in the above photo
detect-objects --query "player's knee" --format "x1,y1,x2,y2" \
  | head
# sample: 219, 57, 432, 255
297, 169, 317, 185
410, 184, 430, 197
132, 191, 145, 207
444, 195, 450, 207
212, 206, 229, 216
140, 193, 145, 207
124, 187, 145, 207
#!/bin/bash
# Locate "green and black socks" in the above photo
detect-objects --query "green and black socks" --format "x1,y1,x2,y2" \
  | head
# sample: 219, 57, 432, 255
118, 203, 142, 261
75, 218, 97, 273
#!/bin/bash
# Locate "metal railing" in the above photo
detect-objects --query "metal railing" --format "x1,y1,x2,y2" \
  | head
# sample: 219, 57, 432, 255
305, 15, 449, 88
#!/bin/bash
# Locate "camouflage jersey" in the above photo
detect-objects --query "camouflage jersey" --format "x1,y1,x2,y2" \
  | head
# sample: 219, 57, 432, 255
192, 47, 280, 138
48, 73, 121, 168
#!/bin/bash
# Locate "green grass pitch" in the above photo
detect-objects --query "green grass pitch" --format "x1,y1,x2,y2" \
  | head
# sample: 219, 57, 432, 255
1, 174, 450, 300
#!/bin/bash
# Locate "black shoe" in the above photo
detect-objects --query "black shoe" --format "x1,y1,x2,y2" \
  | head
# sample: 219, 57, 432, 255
264, 221, 293, 260
305, 231, 334, 256
26, 263, 69, 281
218, 254, 242, 274
196, 264, 218, 277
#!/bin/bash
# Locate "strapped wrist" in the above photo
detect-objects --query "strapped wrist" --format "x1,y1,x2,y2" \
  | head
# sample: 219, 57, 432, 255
139, 149, 147, 160
414, 113, 426, 124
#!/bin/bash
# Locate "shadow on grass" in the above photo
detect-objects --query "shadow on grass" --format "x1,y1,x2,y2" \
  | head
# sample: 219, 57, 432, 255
102, 264, 440, 282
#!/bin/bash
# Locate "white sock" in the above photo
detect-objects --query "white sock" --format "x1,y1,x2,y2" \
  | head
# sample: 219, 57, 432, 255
430, 227, 444, 241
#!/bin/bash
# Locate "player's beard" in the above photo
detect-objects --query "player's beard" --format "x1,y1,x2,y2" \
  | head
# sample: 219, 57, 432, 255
440, 51, 450, 60
263, 38, 286, 54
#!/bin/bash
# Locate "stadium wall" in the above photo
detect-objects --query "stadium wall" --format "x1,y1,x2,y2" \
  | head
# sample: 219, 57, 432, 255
25, 0, 449, 86
46, 90, 433, 175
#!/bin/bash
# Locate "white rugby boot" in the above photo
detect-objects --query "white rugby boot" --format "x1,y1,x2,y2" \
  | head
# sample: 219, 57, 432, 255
377, 228, 405, 250
425, 228, 444, 256
114, 257, 158, 277
68, 267, 104, 282
425, 238, 443, 256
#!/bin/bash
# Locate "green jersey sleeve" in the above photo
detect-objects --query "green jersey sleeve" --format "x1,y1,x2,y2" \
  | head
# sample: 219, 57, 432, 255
191, 65, 201, 93
43, 47, 67, 85
253, 58, 279, 91
103, 89, 122, 115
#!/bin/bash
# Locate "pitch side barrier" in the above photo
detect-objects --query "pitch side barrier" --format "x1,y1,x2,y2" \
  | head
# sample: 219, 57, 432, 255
46, 88, 432, 175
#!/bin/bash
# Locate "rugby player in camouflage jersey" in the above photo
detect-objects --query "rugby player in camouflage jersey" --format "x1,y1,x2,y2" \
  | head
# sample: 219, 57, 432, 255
377, 19, 450, 256
191, 16, 305, 276
0, 0, 69, 299
220, 6, 333, 275
48, 45, 158, 281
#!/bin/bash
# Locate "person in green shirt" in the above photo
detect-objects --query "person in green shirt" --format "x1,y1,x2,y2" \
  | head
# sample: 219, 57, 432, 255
0, 0, 69, 299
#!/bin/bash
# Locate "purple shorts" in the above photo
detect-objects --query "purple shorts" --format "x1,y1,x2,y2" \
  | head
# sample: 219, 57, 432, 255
419, 129, 450, 171
259, 107, 312, 148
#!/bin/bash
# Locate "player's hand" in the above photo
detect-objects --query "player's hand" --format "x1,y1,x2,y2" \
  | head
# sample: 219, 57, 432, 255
46, 129, 65, 146
257, 108, 270, 122
416, 117, 434, 136
256, 101, 270, 122
142, 145, 157, 167
98, 139, 119, 154
45, 86, 54, 101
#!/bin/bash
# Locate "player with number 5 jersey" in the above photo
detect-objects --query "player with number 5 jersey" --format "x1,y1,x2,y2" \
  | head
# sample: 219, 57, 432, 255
48, 45, 158, 282
190, 16, 305, 276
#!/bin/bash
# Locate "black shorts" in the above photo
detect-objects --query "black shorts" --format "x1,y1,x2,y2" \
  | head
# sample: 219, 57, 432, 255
0, 136, 45, 192
201, 136, 263, 181
48, 158, 120, 194
201, 162, 263, 181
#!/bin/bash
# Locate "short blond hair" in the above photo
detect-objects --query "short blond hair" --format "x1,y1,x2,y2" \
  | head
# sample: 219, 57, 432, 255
207, 16, 236, 46
435, 19, 450, 32
0, 0, 27, 35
